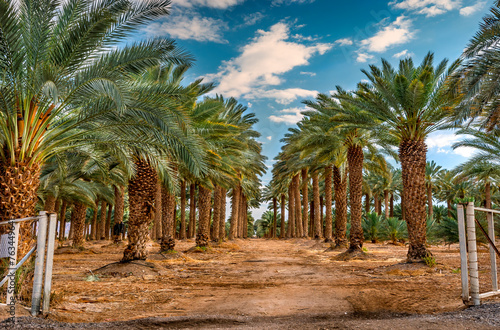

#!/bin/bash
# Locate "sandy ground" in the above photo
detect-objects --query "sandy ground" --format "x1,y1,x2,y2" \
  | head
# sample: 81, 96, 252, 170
1, 238, 499, 329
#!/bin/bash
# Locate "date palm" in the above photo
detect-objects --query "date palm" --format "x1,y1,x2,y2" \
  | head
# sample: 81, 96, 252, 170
342, 53, 460, 261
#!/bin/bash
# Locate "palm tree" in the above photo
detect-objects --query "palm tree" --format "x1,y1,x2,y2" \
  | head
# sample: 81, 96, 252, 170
341, 53, 460, 261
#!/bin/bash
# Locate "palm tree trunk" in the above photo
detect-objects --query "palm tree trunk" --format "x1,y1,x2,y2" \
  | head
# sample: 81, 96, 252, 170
71, 203, 87, 248
154, 180, 162, 241
123, 159, 157, 262
196, 185, 211, 247
400, 139, 430, 261
212, 186, 221, 241
180, 180, 187, 239
287, 182, 295, 238
447, 200, 452, 218
45, 194, 56, 212
309, 200, 314, 237
427, 184, 433, 219
219, 188, 227, 240
91, 205, 98, 241
320, 195, 324, 235
160, 186, 176, 251
99, 200, 107, 240
243, 198, 248, 238
301, 168, 309, 236
60, 201, 68, 241
113, 186, 125, 242
347, 145, 364, 251
390, 194, 394, 218
239, 191, 245, 238
365, 193, 370, 215
324, 166, 333, 242
293, 174, 303, 237
188, 183, 197, 238
374, 195, 380, 215
333, 166, 348, 248
280, 194, 286, 239
384, 190, 389, 219
272, 197, 277, 239
312, 172, 321, 239
105, 204, 112, 240
0, 162, 40, 257
229, 185, 240, 240
69, 207, 75, 240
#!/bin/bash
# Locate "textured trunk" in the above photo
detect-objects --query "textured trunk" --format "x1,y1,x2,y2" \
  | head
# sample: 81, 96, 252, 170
172, 202, 177, 239
71, 203, 87, 248
188, 184, 197, 238
320, 195, 324, 235
219, 188, 227, 240
427, 185, 433, 219
374, 195, 380, 215
113, 186, 125, 242
0, 162, 40, 257
69, 208, 74, 240
45, 194, 56, 212
238, 191, 245, 238
347, 145, 364, 251
309, 200, 314, 237
105, 204, 112, 240
447, 200, 452, 218
212, 186, 221, 241
160, 186, 176, 251
196, 185, 211, 247
301, 168, 309, 237
123, 159, 157, 262
384, 190, 389, 219
180, 180, 187, 239
99, 201, 107, 240
324, 166, 333, 242
400, 139, 430, 261
272, 197, 277, 239
243, 198, 248, 238
59, 201, 68, 241
293, 174, 303, 237
333, 166, 348, 248
280, 194, 286, 239
390, 194, 394, 218
287, 182, 295, 238
229, 185, 240, 240
365, 194, 370, 215
154, 181, 162, 241
313, 172, 321, 239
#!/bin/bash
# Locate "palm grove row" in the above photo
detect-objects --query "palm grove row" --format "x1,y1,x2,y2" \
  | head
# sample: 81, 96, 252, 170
260, 1, 500, 262
1, 0, 499, 264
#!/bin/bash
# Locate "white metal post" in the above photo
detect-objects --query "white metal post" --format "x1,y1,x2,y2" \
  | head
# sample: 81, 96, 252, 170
466, 202, 480, 306
6, 221, 20, 311
42, 213, 57, 314
457, 204, 469, 303
486, 211, 498, 292
31, 212, 48, 316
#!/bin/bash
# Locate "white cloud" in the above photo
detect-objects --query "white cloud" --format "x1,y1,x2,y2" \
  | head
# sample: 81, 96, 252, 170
335, 38, 353, 46
360, 16, 415, 53
300, 71, 316, 76
240, 12, 265, 27
390, 0, 462, 16
204, 22, 333, 98
246, 88, 318, 104
272, 0, 315, 6
145, 14, 227, 43
426, 132, 475, 158
267, 136, 273, 141
173, 0, 245, 9
269, 107, 305, 124
393, 49, 413, 58
460, 1, 486, 16
356, 52, 374, 63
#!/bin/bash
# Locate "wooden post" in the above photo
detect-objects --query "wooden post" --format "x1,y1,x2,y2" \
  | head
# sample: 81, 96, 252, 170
487, 210, 498, 292
6, 221, 20, 312
32, 212, 48, 315
466, 202, 480, 306
457, 204, 469, 303
42, 213, 57, 314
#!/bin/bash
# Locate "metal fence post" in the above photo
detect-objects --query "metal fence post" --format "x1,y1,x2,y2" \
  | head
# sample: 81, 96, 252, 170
466, 202, 480, 306
6, 221, 20, 310
31, 211, 48, 316
42, 213, 57, 314
457, 204, 469, 303
486, 211, 498, 292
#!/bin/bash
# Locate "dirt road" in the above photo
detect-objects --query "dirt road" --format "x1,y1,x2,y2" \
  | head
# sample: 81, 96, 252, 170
1, 238, 499, 329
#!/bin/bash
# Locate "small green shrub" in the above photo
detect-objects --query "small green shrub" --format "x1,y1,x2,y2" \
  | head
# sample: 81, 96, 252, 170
423, 256, 436, 268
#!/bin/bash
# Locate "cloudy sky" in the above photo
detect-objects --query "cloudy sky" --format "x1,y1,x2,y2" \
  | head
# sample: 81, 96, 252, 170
141, 0, 490, 218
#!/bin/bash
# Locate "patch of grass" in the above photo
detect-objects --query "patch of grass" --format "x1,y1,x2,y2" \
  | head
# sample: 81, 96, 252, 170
452, 268, 461, 274
195, 246, 208, 252
423, 256, 436, 268
362, 247, 368, 252
50, 290, 65, 307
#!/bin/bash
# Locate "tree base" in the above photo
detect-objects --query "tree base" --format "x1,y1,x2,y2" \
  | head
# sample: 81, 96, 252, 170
196, 233, 209, 248
160, 236, 176, 251
334, 238, 349, 249
122, 244, 147, 262
407, 244, 432, 263
324, 238, 333, 243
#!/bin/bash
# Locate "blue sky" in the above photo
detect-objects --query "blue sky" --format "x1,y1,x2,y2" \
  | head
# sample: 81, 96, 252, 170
141, 0, 491, 218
